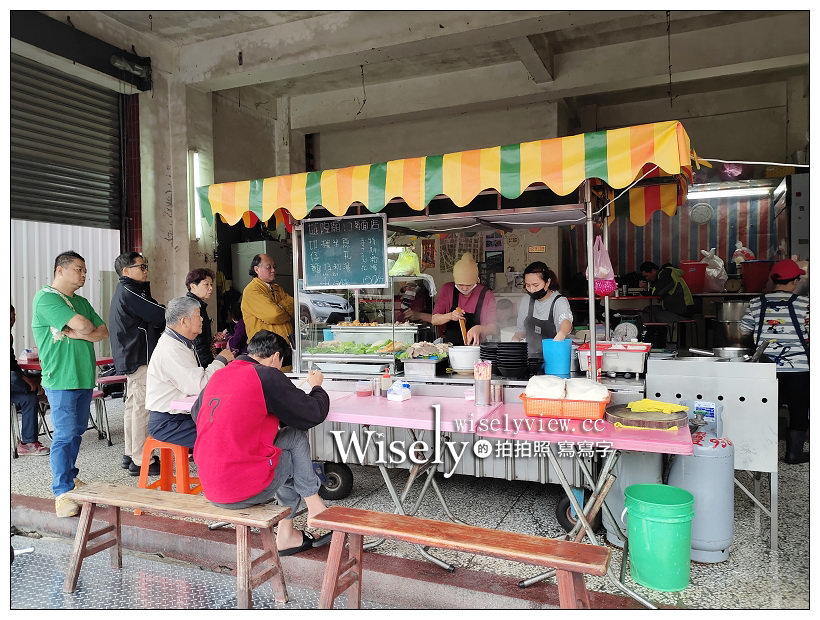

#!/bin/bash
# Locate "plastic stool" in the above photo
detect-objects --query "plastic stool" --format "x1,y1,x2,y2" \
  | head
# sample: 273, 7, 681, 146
90, 389, 112, 446
137, 437, 202, 495
673, 319, 699, 350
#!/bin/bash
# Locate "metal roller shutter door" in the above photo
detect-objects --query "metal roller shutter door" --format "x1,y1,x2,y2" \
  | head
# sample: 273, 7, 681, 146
10, 53, 122, 229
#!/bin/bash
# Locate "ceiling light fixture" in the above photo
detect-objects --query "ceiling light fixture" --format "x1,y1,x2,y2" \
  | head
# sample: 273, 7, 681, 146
687, 187, 772, 200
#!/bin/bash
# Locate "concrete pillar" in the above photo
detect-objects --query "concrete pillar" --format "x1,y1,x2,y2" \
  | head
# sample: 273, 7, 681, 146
786, 75, 809, 163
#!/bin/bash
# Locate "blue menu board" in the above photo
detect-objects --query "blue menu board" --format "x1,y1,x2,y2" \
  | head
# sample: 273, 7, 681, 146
301, 214, 388, 289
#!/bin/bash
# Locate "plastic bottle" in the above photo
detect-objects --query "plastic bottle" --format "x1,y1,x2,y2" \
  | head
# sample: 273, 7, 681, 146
402, 381, 412, 399
380, 370, 392, 397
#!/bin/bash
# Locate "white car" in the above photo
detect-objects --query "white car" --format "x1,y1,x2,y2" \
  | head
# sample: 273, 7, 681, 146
299, 291, 353, 327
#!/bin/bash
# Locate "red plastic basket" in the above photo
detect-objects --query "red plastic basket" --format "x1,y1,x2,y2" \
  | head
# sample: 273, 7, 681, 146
520, 393, 610, 420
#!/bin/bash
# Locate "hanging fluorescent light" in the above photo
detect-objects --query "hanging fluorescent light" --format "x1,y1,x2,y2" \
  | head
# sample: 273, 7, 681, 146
188, 150, 203, 241
687, 187, 772, 200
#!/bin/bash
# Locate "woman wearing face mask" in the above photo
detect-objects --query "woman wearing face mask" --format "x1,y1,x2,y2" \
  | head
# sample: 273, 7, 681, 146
430, 253, 497, 345
512, 261, 573, 359
185, 267, 216, 367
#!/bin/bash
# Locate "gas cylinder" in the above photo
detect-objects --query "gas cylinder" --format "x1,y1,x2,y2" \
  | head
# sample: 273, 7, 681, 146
668, 401, 734, 563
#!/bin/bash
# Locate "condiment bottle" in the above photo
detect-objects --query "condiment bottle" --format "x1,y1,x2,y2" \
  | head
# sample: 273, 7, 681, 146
380, 370, 392, 397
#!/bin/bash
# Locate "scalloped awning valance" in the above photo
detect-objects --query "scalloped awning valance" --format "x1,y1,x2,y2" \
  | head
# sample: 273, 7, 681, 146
198, 119, 697, 228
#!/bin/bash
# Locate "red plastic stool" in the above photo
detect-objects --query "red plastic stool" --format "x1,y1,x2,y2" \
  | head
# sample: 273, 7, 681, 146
137, 437, 201, 496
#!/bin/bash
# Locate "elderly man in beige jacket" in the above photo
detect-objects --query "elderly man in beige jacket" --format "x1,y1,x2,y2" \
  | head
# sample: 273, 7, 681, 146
145, 296, 234, 450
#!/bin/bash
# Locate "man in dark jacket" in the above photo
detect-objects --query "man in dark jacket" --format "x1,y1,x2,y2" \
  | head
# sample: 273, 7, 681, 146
191, 330, 332, 556
640, 261, 696, 322
108, 252, 166, 476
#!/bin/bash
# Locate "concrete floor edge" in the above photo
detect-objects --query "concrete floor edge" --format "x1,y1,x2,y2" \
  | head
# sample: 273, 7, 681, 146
11, 492, 647, 610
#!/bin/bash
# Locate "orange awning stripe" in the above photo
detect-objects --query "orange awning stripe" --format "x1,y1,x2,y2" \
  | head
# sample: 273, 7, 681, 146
198, 120, 696, 226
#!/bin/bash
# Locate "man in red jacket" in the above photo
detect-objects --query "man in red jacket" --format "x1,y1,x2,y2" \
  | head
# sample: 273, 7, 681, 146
191, 330, 331, 555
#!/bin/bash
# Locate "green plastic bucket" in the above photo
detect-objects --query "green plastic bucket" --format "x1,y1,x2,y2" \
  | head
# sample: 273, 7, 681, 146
623, 484, 695, 592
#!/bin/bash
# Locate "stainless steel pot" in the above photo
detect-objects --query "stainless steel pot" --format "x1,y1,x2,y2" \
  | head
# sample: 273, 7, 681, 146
714, 321, 755, 348
716, 301, 749, 322
687, 344, 768, 362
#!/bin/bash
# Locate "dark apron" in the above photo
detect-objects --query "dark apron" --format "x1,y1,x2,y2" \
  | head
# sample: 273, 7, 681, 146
445, 285, 489, 345
524, 293, 563, 359
755, 293, 809, 367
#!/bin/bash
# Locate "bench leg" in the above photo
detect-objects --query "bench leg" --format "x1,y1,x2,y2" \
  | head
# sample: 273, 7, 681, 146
236, 525, 253, 609
259, 525, 289, 604
318, 531, 348, 609
346, 533, 363, 609
555, 570, 591, 609
63, 502, 96, 593
107, 505, 122, 569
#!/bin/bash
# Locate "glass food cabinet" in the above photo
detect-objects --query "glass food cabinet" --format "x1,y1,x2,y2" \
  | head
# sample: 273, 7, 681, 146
297, 277, 428, 375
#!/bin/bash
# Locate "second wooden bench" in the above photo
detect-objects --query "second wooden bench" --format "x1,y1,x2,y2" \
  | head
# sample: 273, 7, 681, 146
61, 482, 291, 609
309, 506, 611, 609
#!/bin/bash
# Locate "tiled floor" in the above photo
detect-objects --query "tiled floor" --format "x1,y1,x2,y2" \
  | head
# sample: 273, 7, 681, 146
11, 398, 810, 609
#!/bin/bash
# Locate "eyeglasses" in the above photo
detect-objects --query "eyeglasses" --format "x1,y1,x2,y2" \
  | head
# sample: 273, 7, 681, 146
127, 264, 149, 272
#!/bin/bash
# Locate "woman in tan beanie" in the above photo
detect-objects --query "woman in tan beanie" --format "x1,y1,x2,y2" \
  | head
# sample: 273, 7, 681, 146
430, 253, 497, 345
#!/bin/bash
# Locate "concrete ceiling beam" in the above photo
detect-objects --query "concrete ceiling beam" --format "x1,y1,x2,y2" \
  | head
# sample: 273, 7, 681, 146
174, 10, 650, 90
290, 15, 808, 133
509, 35, 554, 83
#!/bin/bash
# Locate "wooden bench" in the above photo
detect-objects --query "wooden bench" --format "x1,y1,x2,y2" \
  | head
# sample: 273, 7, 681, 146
61, 482, 291, 609
309, 506, 611, 610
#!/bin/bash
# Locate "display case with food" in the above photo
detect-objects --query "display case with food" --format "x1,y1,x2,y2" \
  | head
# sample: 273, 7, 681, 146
396, 341, 450, 378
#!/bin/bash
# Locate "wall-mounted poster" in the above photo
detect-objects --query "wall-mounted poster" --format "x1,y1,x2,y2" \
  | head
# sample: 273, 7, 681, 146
421, 239, 436, 269
485, 232, 503, 251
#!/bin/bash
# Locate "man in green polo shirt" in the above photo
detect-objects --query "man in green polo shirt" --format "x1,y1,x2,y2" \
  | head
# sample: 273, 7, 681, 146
32, 251, 108, 517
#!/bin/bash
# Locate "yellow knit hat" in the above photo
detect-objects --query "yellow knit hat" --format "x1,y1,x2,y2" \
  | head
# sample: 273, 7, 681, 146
452, 253, 479, 285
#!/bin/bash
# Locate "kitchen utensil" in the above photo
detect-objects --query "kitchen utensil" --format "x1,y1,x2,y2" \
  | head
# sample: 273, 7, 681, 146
605, 404, 689, 430
687, 346, 751, 359
458, 318, 468, 344
746, 340, 769, 363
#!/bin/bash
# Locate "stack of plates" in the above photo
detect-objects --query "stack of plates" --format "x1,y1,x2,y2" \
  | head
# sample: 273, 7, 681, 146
479, 342, 499, 375
496, 342, 529, 378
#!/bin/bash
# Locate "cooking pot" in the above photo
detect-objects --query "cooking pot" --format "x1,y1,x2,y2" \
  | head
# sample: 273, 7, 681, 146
688, 346, 750, 359
716, 301, 749, 322
686, 341, 768, 362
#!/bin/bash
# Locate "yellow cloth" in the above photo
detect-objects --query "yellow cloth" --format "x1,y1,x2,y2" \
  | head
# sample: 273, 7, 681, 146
241, 277, 295, 343
627, 399, 689, 414
452, 253, 479, 285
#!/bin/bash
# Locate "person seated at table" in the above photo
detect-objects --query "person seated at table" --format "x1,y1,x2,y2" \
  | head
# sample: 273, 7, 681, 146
145, 296, 234, 450
429, 253, 497, 345
191, 330, 332, 555
639, 261, 695, 323
11, 304, 49, 456
739, 259, 810, 464
222, 301, 248, 355
512, 262, 573, 359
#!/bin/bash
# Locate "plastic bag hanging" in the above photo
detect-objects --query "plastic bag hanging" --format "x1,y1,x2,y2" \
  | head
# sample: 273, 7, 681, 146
590, 235, 617, 295
388, 248, 421, 277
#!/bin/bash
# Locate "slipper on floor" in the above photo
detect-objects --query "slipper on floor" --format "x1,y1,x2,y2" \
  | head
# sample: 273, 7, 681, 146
278, 531, 316, 557
311, 532, 333, 548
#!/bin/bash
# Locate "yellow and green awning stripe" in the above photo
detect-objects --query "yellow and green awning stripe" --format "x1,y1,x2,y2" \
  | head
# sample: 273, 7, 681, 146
198, 120, 695, 227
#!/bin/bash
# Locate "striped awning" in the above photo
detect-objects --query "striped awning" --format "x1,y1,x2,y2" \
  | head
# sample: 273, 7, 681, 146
198, 120, 697, 227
